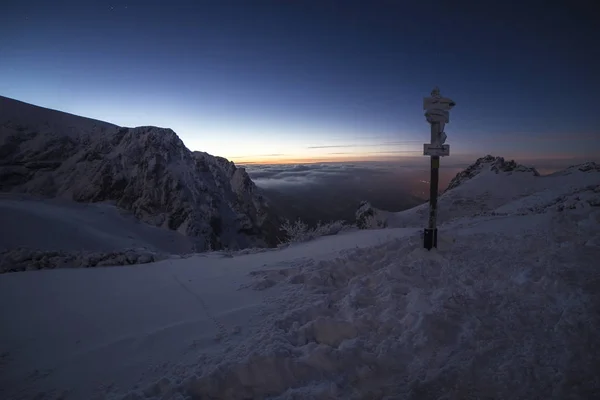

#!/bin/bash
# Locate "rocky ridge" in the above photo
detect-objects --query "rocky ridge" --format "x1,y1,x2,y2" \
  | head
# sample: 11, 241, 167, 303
0, 96, 281, 252
445, 155, 540, 192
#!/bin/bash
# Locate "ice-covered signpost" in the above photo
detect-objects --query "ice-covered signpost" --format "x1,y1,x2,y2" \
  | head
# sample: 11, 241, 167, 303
423, 87, 455, 250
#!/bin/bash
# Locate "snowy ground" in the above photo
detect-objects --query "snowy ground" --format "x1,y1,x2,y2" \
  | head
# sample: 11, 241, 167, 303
1, 207, 600, 399
1, 166, 599, 399
0, 227, 416, 400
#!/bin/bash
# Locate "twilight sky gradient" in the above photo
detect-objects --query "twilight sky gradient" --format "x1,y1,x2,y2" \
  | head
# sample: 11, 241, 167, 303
1, 0, 598, 166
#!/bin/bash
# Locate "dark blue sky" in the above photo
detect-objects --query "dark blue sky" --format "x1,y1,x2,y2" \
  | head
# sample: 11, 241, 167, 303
1, 0, 598, 165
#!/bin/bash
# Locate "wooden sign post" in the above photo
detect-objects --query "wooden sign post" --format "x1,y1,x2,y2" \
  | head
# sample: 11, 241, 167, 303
423, 87, 455, 250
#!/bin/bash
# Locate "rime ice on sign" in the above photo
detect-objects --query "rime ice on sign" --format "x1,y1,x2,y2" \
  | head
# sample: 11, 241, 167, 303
423, 86, 455, 156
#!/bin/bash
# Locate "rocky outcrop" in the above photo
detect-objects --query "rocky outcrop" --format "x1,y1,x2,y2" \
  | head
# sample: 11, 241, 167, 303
355, 201, 387, 229
0, 96, 281, 252
0, 247, 164, 273
550, 162, 600, 176
446, 155, 539, 192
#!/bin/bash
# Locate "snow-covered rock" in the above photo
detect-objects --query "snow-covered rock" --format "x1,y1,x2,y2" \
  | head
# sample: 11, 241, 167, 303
0, 247, 165, 273
547, 161, 600, 176
494, 183, 600, 215
446, 154, 540, 192
0, 96, 281, 252
355, 201, 388, 229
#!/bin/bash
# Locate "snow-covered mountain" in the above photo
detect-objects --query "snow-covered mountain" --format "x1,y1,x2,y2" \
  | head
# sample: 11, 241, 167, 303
385, 155, 599, 228
0, 96, 281, 252
445, 154, 540, 191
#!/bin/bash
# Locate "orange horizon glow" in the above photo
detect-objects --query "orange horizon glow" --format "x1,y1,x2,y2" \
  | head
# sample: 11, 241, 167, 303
231, 156, 372, 165
220, 132, 598, 167
228, 151, 597, 167
226, 147, 430, 165
229, 153, 426, 165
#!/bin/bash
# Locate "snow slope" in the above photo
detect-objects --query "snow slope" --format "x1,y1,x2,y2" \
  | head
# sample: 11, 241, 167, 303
0, 194, 195, 254
0, 227, 418, 400
0, 193, 198, 272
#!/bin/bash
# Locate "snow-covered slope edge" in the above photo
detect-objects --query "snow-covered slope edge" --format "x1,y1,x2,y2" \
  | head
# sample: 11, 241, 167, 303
0, 95, 281, 252
0, 193, 201, 273
387, 155, 599, 228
